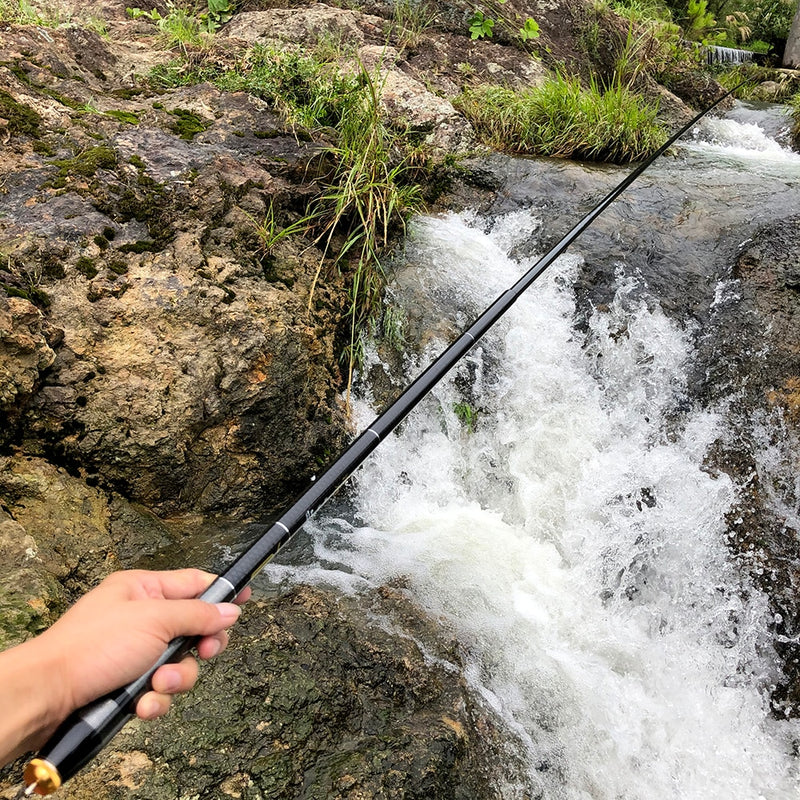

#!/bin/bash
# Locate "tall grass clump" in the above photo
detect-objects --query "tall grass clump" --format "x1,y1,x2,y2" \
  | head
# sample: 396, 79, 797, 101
391, 0, 439, 49
305, 68, 423, 399
199, 50, 425, 398
150, 47, 426, 398
457, 73, 667, 163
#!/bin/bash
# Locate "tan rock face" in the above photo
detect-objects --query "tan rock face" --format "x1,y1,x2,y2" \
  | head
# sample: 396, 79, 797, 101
0, 295, 56, 415
0, 455, 122, 648
0, 50, 349, 516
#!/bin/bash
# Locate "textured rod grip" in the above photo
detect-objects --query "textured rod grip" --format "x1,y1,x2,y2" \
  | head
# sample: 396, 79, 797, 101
32, 575, 240, 788
35, 634, 195, 787
30, 576, 238, 790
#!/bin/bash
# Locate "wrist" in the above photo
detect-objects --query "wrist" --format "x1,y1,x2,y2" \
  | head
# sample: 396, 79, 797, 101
0, 636, 73, 763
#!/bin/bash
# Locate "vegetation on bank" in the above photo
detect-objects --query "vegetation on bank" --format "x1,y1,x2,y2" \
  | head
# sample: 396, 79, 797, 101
149, 44, 425, 393
456, 74, 667, 162
2, 0, 797, 388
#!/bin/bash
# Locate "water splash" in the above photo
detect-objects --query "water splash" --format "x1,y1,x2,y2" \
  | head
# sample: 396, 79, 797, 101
273, 209, 800, 798
686, 104, 800, 164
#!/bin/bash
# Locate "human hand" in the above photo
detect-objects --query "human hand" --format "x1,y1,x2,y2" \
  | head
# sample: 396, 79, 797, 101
0, 569, 250, 765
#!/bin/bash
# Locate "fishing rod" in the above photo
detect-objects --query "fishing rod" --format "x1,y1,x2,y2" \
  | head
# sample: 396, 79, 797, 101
18, 82, 741, 797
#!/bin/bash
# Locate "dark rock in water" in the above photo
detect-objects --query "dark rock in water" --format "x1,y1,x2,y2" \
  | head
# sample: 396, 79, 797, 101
693, 215, 800, 716
31, 585, 526, 800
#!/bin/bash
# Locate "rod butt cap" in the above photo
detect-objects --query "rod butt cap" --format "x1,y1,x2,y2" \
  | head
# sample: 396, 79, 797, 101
23, 759, 61, 796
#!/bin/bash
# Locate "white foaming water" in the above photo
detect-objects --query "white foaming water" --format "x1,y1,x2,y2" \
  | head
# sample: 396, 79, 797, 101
267, 209, 800, 798
686, 113, 800, 164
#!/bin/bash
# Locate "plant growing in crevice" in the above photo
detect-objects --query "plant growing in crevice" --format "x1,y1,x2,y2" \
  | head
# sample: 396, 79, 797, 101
453, 401, 478, 433
305, 66, 423, 403
0, 0, 72, 26
391, 0, 439, 49
469, 9, 495, 38
249, 203, 310, 255
380, 304, 406, 351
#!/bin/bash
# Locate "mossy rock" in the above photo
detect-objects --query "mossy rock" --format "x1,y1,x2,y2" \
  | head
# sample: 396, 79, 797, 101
48, 586, 525, 800
0, 90, 42, 137
168, 108, 211, 140
51, 146, 118, 179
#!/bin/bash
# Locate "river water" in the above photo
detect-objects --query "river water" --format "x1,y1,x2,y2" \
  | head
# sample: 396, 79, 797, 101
265, 103, 800, 797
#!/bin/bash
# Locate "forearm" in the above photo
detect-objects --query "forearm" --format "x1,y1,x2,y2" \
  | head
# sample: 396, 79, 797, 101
0, 637, 67, 765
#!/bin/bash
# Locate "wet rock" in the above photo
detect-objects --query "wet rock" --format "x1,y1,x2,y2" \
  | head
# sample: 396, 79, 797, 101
733, 216, 800, 397
694, 215, 800, 715
0, 455, 121, 597
752, 80, 783, 101
0, 506, 63, 650
0, 72, 348, 517
38, 585, 526, 800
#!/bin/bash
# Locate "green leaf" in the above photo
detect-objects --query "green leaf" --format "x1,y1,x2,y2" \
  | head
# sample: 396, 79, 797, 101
469, 11, 494, 39
520, 17, 540, 41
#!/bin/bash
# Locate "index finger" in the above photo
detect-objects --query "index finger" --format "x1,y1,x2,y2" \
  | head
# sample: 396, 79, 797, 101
137, 568, 218, 600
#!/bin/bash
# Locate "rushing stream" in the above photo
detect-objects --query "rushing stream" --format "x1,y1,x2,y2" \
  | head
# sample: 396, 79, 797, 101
262, 103, 800, 797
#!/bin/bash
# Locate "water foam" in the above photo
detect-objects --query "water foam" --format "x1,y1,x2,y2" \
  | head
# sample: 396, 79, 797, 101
273, 209, 800, 798
687, 114, 800, 163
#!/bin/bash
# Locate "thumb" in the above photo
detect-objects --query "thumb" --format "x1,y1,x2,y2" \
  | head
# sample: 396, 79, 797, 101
146, 599, 242, 642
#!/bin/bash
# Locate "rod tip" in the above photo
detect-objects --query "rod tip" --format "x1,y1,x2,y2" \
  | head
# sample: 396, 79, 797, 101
13, 783, 37, 800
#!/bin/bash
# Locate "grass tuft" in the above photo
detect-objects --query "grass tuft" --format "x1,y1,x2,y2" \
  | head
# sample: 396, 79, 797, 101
307, 68, 423, 399
456, 72, 667, 163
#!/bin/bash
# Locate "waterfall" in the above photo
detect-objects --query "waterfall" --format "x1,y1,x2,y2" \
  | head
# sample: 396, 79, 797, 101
264, 108, 800, 797
705, 44, 755, 65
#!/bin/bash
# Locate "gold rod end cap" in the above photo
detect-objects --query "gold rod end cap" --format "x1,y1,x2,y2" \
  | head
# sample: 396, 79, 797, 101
23, 759, 61, 796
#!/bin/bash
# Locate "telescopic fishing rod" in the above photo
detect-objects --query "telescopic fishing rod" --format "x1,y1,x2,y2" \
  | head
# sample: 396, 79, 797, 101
18, 82, 741, 797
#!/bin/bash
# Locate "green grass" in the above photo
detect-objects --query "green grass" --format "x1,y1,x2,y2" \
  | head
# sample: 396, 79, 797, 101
216, 46, 360, 129
179, 49, 426, 399
456, 73, 667, 163
0, 0, 71, 25
128, 3, 216, 50
391, 0, 439, 49
301, 68, 422, 399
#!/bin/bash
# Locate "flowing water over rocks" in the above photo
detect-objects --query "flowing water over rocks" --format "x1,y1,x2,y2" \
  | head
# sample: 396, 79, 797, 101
265, 103, 800, 797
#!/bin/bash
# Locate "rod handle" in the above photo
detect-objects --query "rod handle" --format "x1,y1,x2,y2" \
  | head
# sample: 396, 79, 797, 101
24, 577, 238, 794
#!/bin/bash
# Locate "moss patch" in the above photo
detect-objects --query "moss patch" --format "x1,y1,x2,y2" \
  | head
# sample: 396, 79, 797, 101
75, 256, 99, 278
47, 146, 118, 188
105, 109, 140, 125
168, 108, 211, 140
0, 90, 42, 136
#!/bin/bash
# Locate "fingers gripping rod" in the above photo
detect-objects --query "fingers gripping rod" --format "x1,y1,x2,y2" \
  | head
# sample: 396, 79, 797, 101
19, 83, 740, 796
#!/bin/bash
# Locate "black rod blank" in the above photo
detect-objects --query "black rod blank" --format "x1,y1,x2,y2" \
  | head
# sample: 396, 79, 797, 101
23, 83, 740, 796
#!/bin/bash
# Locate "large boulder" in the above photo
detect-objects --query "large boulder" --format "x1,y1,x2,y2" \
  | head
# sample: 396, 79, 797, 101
0, 48, 349, 516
